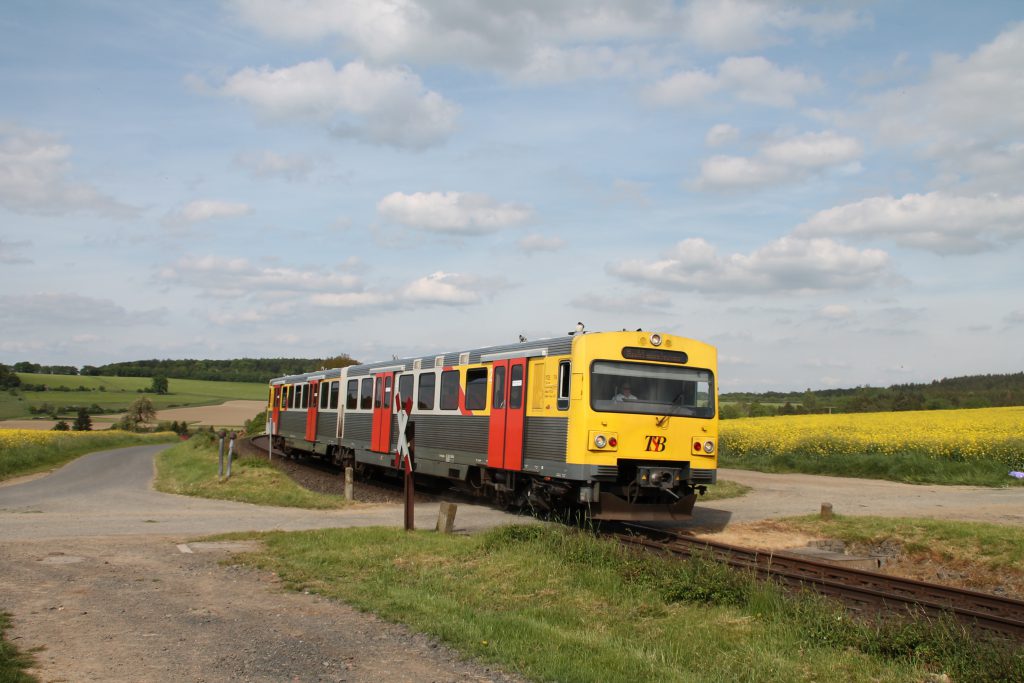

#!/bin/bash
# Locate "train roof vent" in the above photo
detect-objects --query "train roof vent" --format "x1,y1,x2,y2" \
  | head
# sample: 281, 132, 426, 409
435, 355, 445, 369
459, 352, 470, 366
413, 358, 422, 370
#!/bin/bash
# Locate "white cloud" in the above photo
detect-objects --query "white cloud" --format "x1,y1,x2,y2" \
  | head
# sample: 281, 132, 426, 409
377, 191, 532, 234
518, 234, 566, 253
400, 271, 483, 305
159, 255, 361, 297
165, 200, 252, 227
818, 304, 853, 319
0, 239, 31, 264
697, 130, 862, 189
706, 123, 740, 147
645, 56, 820, 108
211, 59, 459, 149
0, 293, 161, 328
310, 292, 395, 308
863, 23, 1024, 192
235, 150, 314, 180
795, 192, 1024, 254
0, 124, 135, 218
609, 236, 890, 294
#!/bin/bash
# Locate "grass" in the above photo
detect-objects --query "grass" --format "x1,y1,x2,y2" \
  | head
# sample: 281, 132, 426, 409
153, 436, 348, 509
230, 524, 1023, 683
1, 374, 266, 420
0, 430, 179, 481
772, 514, 1024, 576
701, 478, 751, 501
718, 449, 1022, 487
0, 613, 37, 683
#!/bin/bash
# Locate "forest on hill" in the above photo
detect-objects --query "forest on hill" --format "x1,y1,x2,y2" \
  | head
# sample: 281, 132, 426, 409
5, 356, 358, 384
720, 372, 1024, 418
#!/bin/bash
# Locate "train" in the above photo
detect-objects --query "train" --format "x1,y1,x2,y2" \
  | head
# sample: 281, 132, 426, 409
265, 328, 718, 521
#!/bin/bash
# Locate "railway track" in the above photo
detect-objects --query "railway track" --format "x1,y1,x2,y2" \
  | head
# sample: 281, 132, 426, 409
614, 524, 1024, 641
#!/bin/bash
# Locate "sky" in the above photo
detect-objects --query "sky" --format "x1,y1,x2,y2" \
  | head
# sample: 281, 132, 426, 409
1, 0, 1023, 392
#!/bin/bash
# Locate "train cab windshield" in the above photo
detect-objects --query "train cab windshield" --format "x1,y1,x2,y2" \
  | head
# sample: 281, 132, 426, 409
590, 360, 715, 418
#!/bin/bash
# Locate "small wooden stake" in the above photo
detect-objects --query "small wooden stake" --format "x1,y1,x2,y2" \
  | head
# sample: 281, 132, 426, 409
821, 502, 833, 520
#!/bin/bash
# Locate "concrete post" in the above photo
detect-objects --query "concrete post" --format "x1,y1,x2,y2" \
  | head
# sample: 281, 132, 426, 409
435, 502, 457, 534
344, 466, 354, 501
821, 502, 833, 520
217, 430, 226, 478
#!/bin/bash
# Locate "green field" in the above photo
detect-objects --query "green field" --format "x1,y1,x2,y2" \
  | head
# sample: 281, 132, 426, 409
1, 374, 266, 420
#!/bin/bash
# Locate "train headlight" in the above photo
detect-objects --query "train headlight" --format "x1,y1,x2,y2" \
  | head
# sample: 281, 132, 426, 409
594, 434, 607, 449
704, 440, 715, 454
650, 333, 662, 346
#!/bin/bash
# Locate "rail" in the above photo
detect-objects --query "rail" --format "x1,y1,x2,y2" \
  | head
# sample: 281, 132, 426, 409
614, 524, 1024, 640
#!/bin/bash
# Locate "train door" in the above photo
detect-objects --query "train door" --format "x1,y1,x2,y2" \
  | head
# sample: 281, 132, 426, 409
305, 380, 319, 442
270, 385, 281, 435
487, 358, 527, 470
371, 372, 394, 452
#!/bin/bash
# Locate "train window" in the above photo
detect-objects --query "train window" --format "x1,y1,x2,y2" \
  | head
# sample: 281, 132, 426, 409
465, 368, 488, 411
280, 386, 288, 409
319, 383, 329, 410
440, 370, 459, 410
397, 374, 413, 410
557, 360, 571, 411
329, 381, 340, 410
289, 386, 297, 409
346, 380, 358, 410
301, 384, 309, 409
360, 378, 373, 410
374, 377, 382, 409
492, 366, 506, 410
590, 361, 715, 419
509, 364, 524, 409
383, 375, 393, 409
417, 372, 436, 410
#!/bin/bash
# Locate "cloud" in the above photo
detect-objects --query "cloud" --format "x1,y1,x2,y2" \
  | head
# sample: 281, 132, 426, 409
609, 236, 890, 294
235, 150, 314, 180
159, 255, 361, 298
163, 200, 252, 228
229, 1, 862, 78
0, 123, 136, 218
0, 293, 162, 328
377, 191, 532, 234
569, 290, 674, 313
0, 239, 31, 264
209, 59, 459, 149
818, 304, 853, 319
399, 271, 485, 305
518, 234, 566, 253
697, 130, 862, 189
645, 56, 821, 108
862, 23, 1024, 193
795, 192, 1024, 253
706, 123, 740, 147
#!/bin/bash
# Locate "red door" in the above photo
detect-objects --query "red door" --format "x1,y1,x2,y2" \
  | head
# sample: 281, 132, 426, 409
371, 372, 394, 452
305, 381, 319, 442
271, 386, 281, 435
487, 358, 527, 470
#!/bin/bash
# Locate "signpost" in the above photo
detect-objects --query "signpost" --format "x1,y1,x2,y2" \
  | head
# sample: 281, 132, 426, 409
394, 393, 414, 531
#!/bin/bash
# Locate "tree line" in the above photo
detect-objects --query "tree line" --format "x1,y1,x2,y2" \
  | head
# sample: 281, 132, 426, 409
720, 372, 1024, 418
4, 356, 358, 384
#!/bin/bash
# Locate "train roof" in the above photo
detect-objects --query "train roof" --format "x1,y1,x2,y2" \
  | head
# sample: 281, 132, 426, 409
268, 334, 575, 384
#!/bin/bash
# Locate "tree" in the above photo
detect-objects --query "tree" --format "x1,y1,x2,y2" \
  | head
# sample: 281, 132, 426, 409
51, 420, 70, 431
150, 375, 169, 394
0, 363, 20, 389
73, 407, 92, 431
118, 397, 157, 431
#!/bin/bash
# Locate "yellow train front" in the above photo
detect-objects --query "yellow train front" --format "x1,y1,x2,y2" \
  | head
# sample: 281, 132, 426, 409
557, 330, 718, 520
267, 329, 718, 522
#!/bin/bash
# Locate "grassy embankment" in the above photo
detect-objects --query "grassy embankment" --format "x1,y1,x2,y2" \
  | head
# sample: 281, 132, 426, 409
0, 612, 36, 683
153, 437, 347, 509
229, 524, 1022, 683
0, 430, 178, 481
1, 374, 266, 421
720, 406, 1024, 486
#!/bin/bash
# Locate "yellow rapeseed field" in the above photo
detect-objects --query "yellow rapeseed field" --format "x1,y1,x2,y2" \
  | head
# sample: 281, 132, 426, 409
721, 406, 1024, 466
0, 428, 176, 480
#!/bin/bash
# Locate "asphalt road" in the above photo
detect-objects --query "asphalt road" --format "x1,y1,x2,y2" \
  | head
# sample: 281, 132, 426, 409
0, 445, 523, 541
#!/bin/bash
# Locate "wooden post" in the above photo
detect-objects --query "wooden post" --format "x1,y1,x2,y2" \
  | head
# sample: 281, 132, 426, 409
344, 466, 354, 502
436, 502, 457, 533
821, 502, 833, 520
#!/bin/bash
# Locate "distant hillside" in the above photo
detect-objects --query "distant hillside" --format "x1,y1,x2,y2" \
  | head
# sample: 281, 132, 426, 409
721, 372, 1024, 418
83, 356, 359, 384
